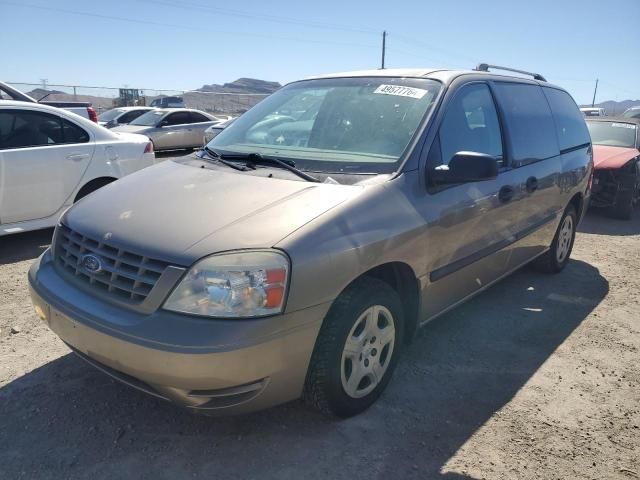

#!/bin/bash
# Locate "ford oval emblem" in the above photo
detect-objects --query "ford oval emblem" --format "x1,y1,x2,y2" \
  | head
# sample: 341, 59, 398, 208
80, 254, 103, 274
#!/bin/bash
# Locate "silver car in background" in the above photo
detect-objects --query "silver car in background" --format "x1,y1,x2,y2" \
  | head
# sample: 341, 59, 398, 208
112, 108, 218, 151
203, 117, 236, 145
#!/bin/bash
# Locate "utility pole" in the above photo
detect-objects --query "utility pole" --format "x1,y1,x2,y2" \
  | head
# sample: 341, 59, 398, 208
40, 78, 48, 90
381, 30, 387, 69
591, 79, 598, 107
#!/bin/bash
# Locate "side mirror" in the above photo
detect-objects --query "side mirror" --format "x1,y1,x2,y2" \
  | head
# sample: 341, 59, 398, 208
431, 151, 498, 184
157, 120, 168, 127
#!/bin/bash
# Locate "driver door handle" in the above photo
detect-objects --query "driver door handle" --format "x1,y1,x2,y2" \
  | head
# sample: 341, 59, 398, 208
498, 185, 515, 203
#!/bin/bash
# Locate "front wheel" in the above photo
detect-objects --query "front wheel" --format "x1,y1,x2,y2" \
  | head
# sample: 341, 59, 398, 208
610, 188, 634, 220
533, 205, 577, 274
303, 277, 404, 418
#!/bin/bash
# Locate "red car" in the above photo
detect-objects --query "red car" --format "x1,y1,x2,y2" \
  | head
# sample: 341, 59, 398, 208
586, 118, 640, 219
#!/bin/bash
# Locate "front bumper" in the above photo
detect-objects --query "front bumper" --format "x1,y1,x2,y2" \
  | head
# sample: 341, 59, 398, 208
29, 250, 329, 414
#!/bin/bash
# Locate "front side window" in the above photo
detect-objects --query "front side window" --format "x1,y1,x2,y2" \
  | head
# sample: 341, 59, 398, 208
209, 77, 441, 174
0, 110, 89, 149
493, 82, 559, 164
587, 121, 638, 148
437, 83, 503, 166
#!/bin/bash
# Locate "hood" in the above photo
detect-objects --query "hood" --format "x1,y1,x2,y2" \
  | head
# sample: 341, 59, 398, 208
63, 161, 361, 266
111, 124, 153, 134
593, 145, 639, 169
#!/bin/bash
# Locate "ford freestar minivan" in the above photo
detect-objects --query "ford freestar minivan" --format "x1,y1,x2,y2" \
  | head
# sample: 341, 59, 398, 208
29, 65, 592, 417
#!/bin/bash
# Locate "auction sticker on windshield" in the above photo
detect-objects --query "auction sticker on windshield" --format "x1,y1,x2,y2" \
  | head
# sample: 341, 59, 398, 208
374, 85, 428, 99
611, 123, 636, 129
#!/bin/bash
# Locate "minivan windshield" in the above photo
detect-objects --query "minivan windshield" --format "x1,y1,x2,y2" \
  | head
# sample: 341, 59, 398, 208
208, 77, 441, 174
130, 110, 166, 126
587, 121, 637, 148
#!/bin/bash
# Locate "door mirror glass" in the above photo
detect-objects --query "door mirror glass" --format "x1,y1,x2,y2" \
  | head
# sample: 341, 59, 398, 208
157, 120, 168, 127
431, 151, 498, 184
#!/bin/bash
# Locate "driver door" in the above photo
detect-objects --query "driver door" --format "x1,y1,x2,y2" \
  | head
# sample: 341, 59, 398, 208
154, 111, 192, 149
419, 82, 528, 319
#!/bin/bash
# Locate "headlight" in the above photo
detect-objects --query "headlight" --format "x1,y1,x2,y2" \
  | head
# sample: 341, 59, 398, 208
163, 250, 289, 318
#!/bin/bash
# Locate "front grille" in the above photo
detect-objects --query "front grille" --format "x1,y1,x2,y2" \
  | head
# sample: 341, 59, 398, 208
54, 224, 170, 303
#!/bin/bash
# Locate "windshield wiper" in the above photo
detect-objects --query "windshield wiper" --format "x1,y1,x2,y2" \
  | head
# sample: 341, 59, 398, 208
217, 151, 320, 183
202, 147, 253, 172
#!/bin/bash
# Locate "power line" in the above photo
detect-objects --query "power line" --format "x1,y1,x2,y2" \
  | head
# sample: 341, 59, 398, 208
136, 0, 379, 35
0, 1, 379, 50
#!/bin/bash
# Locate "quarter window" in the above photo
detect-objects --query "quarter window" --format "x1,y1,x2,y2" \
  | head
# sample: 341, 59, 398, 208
493, 83, 559, 164
543, 88, 590, 151
437, 83, 503, 166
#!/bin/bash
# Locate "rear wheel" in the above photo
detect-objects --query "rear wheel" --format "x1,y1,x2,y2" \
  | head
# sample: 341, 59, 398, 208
303, 277, 404, 418
533, 205, 577, 274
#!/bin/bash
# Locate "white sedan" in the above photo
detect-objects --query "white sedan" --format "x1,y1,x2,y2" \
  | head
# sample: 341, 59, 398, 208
0, 101, 156, 236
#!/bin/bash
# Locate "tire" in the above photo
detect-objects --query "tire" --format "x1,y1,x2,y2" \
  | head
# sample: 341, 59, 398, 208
610, 189, 634, 220
533, 204, 577, 274
303, 277, 404, 418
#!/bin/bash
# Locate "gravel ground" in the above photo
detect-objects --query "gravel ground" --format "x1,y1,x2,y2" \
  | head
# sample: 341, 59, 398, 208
0, 210, 638, 480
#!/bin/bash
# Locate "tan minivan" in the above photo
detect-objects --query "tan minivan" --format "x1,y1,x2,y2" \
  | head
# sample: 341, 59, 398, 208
29, 65, 592, 417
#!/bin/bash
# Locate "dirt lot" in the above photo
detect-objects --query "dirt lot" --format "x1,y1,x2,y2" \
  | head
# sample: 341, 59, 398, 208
1, 210, 638, 480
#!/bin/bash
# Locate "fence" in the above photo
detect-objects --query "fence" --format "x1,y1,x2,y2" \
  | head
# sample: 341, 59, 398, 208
7, 82, 270, 115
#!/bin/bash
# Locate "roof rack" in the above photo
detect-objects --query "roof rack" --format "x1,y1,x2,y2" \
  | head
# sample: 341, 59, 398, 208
474, 63, 547, 82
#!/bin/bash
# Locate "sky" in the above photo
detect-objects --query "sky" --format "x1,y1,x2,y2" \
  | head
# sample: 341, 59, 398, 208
1, 0, 639, 105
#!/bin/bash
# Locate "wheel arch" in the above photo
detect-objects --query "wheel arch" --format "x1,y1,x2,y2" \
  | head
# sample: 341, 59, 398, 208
339, 262, 421, 344
74, 176, 118, 202
568, 192, 584, 219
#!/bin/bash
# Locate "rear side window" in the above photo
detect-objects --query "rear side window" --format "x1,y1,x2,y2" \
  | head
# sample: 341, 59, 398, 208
119, 110, 146, 123
190, 112, 210, 123
62, 119, 90, 143
543, 88, 590, 151
0, 110, 89, 149
493, 83, 559, 164
165, 111, 190, 125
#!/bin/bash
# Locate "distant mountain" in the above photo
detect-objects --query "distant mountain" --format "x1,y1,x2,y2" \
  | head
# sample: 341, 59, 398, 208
26, 87, 66, 99
196, 78, 281, 95
580, 99, 640, 115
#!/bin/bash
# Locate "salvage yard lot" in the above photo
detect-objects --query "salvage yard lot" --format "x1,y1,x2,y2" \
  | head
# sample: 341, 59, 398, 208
0, 211, 638, 480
